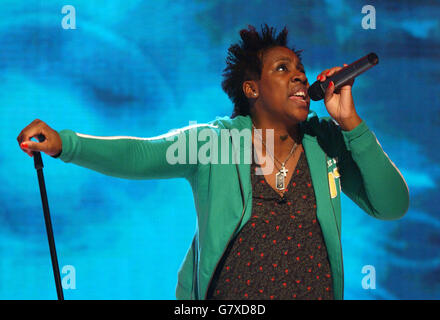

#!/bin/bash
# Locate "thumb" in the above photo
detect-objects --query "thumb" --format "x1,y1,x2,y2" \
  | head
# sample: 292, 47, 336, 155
21, 140, 46, 152
324, 81, 335, 103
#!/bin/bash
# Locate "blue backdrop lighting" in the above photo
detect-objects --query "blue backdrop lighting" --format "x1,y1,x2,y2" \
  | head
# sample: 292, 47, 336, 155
1, 0, 439, 299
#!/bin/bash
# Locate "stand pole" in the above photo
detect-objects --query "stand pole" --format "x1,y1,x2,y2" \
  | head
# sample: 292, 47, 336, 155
33, 137, 64, 300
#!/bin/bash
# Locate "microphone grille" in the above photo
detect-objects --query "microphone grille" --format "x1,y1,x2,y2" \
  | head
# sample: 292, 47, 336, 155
308, 82, 325, 101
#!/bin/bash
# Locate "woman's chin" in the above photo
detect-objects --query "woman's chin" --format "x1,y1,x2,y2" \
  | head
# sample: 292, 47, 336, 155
286, 105, 309, 122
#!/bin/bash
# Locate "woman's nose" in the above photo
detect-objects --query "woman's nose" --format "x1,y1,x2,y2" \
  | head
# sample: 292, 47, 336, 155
291, 74, 308, 85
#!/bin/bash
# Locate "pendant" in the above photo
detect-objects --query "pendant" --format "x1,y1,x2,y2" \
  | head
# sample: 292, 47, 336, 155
275, 166, 288, 190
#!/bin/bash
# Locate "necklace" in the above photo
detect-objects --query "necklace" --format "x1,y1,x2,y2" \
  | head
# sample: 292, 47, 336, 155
252, 124, 298, 191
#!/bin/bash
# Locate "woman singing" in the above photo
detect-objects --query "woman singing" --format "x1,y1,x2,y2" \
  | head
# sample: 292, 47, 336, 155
17, 24, 409, 300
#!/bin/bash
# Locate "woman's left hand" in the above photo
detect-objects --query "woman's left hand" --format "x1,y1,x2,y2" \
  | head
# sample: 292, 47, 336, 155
317, 64, 362, 131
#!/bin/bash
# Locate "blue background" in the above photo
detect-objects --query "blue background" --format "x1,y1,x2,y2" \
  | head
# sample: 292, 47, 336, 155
1, 0, 439, 299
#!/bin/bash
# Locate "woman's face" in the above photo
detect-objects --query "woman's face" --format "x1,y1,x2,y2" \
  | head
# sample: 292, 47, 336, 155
254, 46, 310, 124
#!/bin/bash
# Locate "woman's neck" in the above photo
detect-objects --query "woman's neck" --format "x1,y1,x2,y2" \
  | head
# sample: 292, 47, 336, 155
251, 114, 302, 161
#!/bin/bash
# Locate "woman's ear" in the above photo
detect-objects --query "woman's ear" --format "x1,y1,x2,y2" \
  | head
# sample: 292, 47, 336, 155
243, 80, 258, 99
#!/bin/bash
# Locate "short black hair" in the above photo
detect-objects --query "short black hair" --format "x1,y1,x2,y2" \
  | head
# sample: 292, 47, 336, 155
222, 24, 303, 118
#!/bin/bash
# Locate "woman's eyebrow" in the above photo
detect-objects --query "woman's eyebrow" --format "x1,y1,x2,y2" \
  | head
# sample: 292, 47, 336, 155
273, 56, 292, 63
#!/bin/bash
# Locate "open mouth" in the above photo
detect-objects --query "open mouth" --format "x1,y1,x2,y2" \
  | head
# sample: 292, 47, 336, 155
288, 89, 309, 105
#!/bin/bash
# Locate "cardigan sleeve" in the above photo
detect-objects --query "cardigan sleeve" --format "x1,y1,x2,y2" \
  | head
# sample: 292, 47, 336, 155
55, 125, 207, 181
335, 120, 410, 220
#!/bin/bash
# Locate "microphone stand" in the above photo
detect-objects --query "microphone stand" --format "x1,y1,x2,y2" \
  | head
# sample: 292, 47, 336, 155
33, 135, 64, 300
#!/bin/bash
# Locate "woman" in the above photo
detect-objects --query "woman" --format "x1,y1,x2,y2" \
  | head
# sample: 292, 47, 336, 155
17, 25, 409, 300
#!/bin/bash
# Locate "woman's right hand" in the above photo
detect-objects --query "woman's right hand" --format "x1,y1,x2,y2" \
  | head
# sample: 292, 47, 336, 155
17, 119, 62, 158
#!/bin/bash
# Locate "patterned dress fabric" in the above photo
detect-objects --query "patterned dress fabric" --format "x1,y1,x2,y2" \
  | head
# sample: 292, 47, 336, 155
207, 149, 334, 300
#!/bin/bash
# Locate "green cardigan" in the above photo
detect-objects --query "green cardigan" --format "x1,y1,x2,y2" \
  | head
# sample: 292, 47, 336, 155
57, 110, 409, 300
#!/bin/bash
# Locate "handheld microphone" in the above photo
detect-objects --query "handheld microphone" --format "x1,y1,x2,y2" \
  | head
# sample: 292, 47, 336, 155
308, 52, 379, 101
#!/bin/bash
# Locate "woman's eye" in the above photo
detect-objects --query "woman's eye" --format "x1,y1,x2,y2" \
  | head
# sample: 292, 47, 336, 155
276, 64, 288, 71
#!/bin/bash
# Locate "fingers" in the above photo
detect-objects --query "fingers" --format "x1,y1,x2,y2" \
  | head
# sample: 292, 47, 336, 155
317, 65, 345, 82
22, 140, 47, 152
17, 119, 63, 158
17, 119, 43, 144
316, 65, 342, 103
324, 79, 335, 103
316, 69, 330, 82
19, 137, 46, 158
20, 144, 34, 158
17, 119, 47, 157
